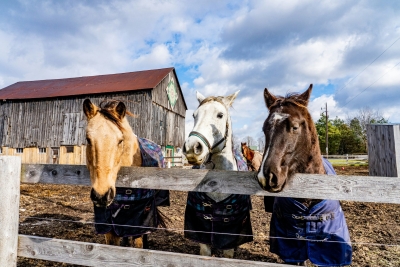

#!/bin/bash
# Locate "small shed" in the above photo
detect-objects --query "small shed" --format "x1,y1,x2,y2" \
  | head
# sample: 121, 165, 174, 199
366, 123, 400, 177
0, 67, 187, 165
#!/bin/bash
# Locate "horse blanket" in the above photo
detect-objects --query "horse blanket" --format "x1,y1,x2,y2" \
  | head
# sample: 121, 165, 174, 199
269, 158, 352, 266
93, 137, 169, 237
184, 149, 253, 249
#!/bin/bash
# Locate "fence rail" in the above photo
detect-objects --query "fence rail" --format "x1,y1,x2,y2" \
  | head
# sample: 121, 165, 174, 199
2, 156, 399, 266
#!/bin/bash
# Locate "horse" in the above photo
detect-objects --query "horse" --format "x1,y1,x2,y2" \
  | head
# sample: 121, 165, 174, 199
83, 99, 167, 248
256, 84, 352, 266
183, 91, 253, 258
240, 142, 263, 171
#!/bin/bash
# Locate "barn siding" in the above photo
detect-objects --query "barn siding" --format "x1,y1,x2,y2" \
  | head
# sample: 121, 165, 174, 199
0, 90, 185, 149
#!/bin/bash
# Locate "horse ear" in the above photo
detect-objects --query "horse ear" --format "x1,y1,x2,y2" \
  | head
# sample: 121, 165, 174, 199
196, 91, 206, 104
298, 84, 313, 106
223, 90, 239, 107
264, 88, 277, 110
83, 99, 98, 120
115, 101, 126, 119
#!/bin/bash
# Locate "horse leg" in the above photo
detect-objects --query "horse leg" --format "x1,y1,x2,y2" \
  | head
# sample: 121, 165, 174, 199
120, 236, 131, 247
222, 248, 235, 258
142, 234, 149, 249
133, 235, 144, 248
199, 243, 212, 256
104, 232, 120, 246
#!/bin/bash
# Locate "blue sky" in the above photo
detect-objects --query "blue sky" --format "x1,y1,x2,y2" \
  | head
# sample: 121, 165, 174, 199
0, 0, 400, 145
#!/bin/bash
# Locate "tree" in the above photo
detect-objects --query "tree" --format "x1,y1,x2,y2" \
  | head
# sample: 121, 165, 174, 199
257, 135, 265, 153
351, 107, 388, 151
243, 136, 256, 147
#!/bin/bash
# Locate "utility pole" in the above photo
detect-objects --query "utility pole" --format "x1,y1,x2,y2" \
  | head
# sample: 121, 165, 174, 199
322, 103, 328, 158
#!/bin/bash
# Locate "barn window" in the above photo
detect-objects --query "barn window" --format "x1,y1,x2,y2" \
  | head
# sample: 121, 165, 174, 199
16, 148, 23, 154
38, 147, 47, 154
66, 146, 74, 153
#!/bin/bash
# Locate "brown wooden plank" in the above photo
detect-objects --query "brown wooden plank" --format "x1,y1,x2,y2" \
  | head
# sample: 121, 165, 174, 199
20, 164, 400, 204
18, 235, 288, 267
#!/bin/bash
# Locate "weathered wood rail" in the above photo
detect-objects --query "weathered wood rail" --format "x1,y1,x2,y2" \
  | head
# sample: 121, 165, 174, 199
22, 163, 400, 204
2, 156, 399, 266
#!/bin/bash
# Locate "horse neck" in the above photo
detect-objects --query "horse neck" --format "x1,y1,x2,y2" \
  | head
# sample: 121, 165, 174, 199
210, 116, 237, 171
247, 148, 255, 161
120, 118, 142, 167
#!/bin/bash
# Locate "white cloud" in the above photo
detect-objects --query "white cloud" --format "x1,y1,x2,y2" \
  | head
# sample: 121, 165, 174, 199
1, 0, 400, 144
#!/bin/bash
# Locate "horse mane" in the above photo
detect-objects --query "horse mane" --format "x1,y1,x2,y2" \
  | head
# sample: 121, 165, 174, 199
99, 100, 134, 130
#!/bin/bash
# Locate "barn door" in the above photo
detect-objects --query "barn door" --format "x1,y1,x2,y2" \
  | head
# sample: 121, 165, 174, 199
51, 147, 60, 164
62, 113, 81, 145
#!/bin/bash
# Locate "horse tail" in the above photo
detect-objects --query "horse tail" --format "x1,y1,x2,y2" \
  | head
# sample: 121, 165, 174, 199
156, 207, 170, 228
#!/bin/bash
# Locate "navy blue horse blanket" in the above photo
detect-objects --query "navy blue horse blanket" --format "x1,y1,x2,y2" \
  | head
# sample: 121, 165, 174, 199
93, 137, 169, 237
184, 150, 253, 250
269, 158, 352, 266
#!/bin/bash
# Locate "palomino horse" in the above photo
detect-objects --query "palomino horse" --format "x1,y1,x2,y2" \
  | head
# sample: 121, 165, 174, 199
240, 142, 263, 171
83, 99, 166, 248
257, 85, 352, 266
183, 91, 253, 258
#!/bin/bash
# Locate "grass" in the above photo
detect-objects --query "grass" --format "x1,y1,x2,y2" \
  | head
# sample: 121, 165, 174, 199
327, 158, 369, 167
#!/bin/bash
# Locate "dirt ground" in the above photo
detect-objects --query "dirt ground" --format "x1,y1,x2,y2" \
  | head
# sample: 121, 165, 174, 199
17, 166, 400, 267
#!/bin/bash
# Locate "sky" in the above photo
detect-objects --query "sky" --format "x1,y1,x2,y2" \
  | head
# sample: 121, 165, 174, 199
0, 0, 400, 145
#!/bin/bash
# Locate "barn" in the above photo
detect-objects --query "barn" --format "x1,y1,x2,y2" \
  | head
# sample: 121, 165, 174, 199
0, 67, 187, 165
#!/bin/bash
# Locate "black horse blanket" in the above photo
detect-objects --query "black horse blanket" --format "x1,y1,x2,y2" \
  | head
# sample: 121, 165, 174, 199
184, 150, 253, 250
93, 137, 169, 237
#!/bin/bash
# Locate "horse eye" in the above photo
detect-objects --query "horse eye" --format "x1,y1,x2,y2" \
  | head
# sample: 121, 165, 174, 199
217, 113, 223, 119
118, 140, 123, 145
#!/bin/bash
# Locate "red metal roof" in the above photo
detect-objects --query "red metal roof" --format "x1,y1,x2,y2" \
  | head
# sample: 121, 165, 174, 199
0, 67, 174, 100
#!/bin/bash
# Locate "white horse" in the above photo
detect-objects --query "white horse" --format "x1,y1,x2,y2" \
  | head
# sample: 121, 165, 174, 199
183, 91, 253, 258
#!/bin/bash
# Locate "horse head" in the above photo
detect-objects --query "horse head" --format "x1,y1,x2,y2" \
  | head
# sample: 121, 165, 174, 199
257, 84, 324, 192
183, 91, 239, 166
83, 99, 138, 207
241, 142, 254, 162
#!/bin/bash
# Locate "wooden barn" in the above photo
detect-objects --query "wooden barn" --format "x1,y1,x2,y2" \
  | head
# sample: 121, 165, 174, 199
0, 67, 187, 165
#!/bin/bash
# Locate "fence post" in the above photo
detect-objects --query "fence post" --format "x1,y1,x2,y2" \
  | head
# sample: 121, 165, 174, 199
0, 156, 21, 267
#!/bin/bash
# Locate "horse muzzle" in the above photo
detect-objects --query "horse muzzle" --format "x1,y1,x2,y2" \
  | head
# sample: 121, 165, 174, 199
90, 187, 115, 207
257, 167, 288, 193
183, 138, 209, 165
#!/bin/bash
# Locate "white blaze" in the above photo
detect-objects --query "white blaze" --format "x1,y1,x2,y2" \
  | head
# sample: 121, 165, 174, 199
257, 112, 289, 183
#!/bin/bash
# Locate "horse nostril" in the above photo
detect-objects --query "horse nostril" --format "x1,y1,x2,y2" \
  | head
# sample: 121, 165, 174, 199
194, 142, 203, 155
268, 172, 278, 188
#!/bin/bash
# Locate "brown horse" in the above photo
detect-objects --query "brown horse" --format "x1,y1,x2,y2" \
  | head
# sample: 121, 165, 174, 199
257, 85, 352, 266
83, 99, 164, 248
240, 142, 262, 171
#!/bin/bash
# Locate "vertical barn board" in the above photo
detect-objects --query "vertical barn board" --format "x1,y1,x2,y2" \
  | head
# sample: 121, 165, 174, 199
62, 113, 80, 145
367, 124, 400, 177
0, 156, 21, 267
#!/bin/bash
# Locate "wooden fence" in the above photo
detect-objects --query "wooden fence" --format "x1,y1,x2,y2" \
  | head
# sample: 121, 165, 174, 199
2, 155, 400, 266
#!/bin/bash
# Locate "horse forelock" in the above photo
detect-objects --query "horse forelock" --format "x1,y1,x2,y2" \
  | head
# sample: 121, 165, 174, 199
269, 92, 308, 110
199, 96, 226, 108
98, 100, 133, 131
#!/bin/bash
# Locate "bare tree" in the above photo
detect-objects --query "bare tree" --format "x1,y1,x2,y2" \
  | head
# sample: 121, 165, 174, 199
243, 136, 256, 147
257, 136, 265, 153
232, 134, 240, 151
348, 107, 388, 150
